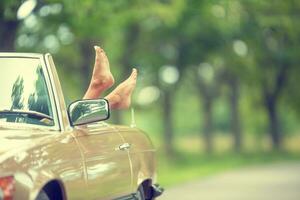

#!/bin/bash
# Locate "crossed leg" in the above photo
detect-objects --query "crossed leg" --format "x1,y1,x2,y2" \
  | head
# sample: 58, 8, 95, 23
83, 46, 137, 110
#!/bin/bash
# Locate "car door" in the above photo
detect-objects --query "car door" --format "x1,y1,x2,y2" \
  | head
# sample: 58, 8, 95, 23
116, 126, 156, 192
73, 122, 132, 199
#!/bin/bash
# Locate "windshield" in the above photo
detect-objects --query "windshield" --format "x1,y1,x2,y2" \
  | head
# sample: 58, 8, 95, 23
0, 57, 54, 126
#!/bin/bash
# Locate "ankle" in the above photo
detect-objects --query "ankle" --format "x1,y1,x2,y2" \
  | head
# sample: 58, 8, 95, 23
106, 93, 122, 109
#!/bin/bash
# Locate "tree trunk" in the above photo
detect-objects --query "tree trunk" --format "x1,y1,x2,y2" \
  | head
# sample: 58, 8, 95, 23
120, 24, 140, 76
265, 97, 281, 150
112, 24, 140, 125
162, 89, 174, 156
229, 78, 242, 152
0, 20, 19, 51
203, 98, 213, 154
79, 40, 94, 93
262, 65, 287, 150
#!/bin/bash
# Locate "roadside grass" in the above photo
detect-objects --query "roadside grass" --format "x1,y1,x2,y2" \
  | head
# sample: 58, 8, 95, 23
156, 135, 300, 187
157, 151, 300, 187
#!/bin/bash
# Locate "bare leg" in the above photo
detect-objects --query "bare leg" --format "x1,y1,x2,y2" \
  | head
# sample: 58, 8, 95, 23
105, 68, 138, 109
83, 46, 114, 99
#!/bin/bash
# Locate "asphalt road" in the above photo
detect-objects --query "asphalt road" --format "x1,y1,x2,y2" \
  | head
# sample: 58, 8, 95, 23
160, 162, 300, 200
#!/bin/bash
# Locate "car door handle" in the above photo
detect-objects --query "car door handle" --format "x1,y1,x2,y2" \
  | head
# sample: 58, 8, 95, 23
117, 143, 131, 151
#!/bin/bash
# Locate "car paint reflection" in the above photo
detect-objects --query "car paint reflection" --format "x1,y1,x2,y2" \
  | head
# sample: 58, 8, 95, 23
87, 162, 115, 180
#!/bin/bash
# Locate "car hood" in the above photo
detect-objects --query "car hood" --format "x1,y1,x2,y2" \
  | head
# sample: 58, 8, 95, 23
0, 126, 54, 163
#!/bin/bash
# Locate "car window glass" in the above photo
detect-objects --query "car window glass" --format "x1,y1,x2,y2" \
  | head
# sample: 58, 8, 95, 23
0, 57, 54, 126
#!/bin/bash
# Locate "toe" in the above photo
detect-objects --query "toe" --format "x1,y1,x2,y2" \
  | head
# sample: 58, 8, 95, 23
94, 46, 101, 61
94, 45, 100, 51
131, 68, 138, 79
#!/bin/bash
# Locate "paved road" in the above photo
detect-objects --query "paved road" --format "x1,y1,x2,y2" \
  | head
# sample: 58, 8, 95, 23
160, 162, 300, 200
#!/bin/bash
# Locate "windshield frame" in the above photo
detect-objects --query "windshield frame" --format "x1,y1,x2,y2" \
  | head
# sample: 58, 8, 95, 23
0, 53, 60, 130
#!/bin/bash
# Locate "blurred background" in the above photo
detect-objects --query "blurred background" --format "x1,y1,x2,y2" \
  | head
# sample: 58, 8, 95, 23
1, 0, 300, 199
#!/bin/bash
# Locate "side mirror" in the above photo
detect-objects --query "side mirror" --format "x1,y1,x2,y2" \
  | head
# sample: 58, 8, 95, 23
68, 99, 110, 126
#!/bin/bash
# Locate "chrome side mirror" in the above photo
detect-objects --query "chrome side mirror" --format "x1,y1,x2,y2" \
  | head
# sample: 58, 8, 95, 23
68, 99, 110, 126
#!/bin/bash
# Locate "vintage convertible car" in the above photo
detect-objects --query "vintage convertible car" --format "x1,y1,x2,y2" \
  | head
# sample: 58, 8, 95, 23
0, 53, 163, 200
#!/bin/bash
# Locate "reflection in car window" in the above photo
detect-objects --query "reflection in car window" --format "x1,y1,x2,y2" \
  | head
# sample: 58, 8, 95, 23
0, 57, 54, 126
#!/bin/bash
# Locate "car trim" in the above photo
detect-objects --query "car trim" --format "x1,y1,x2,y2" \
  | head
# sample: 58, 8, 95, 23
44, 53, 73, 131
40, 54, 61, 131
113, 193, 136, 200
43, 54, 63, 131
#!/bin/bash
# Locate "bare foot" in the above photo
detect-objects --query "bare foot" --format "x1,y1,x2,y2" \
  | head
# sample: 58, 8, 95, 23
105, 68, 138, 109
83, 46, 114, 99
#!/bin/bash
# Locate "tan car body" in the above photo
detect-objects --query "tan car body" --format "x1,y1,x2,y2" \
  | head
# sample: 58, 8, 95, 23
0, 53, 156, 200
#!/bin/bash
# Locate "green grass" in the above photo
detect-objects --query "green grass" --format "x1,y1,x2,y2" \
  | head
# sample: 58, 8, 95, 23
152, 134, 300, 187
157, 151, 300, 187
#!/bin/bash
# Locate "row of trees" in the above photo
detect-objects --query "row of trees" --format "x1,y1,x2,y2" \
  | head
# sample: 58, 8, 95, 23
1, 0, 300, 155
